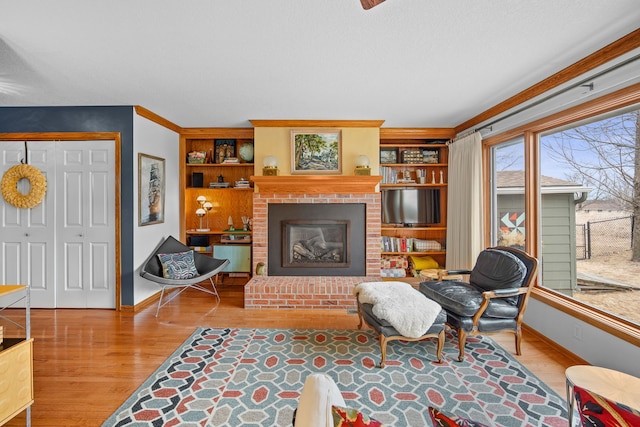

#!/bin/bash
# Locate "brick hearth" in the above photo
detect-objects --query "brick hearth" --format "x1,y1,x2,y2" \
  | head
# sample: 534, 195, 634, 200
245, 176, 382, 309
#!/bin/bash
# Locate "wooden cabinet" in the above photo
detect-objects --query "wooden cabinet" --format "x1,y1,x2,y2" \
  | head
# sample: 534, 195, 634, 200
379, 128, 454, 277
213, 244, 252, 273
0, 285, 32, 426
185, 230, 252, 279
180, 128, 254, 240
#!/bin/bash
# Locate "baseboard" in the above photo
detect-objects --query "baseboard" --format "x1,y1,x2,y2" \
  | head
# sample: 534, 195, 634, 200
523, 323, 588, 365
131, 290, 163, 312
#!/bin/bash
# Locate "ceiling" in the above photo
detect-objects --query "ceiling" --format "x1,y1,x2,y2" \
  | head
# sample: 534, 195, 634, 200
1, 1, 639, 129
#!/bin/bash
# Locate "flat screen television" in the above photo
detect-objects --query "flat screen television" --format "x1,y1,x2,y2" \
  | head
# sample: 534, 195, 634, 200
382, 188, 441, 225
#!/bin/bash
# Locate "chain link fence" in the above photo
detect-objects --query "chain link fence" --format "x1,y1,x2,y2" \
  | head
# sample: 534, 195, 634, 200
576, 215, 633, 259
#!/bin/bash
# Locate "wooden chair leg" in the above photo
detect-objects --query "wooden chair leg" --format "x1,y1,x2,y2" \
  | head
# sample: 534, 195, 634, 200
378, 334, 388, 368
515, 327, 522, 355
357, 304, 365, 330
435, 330, 445, 363
457, 328, 467, 362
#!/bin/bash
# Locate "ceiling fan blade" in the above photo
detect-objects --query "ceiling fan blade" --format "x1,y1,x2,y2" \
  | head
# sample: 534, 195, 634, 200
360, 0, 386, 10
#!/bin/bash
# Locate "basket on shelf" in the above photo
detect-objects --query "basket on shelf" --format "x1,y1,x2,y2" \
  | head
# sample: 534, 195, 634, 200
187, 151, 207, 164
413, 239, 442, 251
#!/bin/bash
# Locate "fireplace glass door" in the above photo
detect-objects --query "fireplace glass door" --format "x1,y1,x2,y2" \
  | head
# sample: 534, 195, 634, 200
282, 220, 349, 268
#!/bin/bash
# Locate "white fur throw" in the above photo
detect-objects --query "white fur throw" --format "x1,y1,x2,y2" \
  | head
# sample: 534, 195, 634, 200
354, 281, 442, 339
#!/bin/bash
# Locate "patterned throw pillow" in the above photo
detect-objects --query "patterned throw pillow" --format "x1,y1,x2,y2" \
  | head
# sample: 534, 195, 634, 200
157, 250, 198, 279
331, 405, 384, 427
428, 406, 489, 427
574, 385, 640, 427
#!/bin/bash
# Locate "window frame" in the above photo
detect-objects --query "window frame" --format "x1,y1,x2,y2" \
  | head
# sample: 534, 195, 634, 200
483, 82, 640, 347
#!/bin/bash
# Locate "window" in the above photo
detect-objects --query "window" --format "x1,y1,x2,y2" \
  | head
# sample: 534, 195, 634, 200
491, 138, 526, 250
485, 85, 640, 344
539, 107, 640, 327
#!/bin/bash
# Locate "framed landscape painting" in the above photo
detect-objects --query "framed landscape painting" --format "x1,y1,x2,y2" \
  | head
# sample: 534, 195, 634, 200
291, 130, 341, 174
138, 153, 165, 226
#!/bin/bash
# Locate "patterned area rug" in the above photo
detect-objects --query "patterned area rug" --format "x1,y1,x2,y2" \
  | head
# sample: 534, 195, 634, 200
102, 327, 568, 427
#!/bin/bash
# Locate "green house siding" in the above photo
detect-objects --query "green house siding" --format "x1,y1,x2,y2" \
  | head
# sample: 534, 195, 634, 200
541, 193, 576, 294
497, 192, 576, 294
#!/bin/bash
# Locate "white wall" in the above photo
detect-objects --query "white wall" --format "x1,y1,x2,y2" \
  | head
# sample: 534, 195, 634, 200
525, 299, 640, 377
133, 114, 180, 305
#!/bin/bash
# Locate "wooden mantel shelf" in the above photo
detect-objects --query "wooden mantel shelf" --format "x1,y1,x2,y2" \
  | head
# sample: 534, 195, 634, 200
250, 175, 381, 194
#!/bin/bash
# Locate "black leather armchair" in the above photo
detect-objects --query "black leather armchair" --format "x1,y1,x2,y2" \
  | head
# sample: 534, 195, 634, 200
419, 247, 538, 361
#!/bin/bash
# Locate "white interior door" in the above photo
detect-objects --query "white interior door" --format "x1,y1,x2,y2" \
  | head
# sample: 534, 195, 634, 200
55, 141, 116, 308
0, 140, 116, 308
0, 142, 56, 307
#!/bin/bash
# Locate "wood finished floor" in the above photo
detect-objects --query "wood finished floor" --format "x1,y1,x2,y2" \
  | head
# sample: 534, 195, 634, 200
5, 280, 582, 426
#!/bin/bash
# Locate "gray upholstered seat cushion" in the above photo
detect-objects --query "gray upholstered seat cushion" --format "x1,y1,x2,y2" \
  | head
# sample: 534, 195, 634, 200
419, 281, 519, 319
359, 302, 446, 337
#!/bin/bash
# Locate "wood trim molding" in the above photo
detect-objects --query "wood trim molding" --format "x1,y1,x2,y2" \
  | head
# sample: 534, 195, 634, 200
249, 119, 385, 128
523, 131, 539, 258
180, 128, 255, 138
456, 28, 640, 134
251, 175, 381, 194
379, 128, 455, 140
134, 106, 182, 134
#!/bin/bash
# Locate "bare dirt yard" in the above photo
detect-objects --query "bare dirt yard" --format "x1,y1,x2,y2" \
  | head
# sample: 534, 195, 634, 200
573, 210, 640, 324
575, 252, 640, 324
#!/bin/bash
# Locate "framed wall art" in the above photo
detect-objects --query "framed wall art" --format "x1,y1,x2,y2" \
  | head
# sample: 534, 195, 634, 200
214, 139, 236, 164
380, 147, 398, 164
291, 129, 341, 174
138, 153, 165, 226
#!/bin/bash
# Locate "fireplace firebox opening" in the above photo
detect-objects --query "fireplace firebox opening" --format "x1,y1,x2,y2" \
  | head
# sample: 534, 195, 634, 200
268, 203, 366, 276
283, 220, 350, 268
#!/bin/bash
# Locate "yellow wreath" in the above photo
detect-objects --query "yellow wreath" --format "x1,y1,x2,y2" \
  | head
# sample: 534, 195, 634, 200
1, 164, 48, 209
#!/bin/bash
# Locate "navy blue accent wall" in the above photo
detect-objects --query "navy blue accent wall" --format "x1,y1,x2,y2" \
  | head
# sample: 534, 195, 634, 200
0, 106, 135, 306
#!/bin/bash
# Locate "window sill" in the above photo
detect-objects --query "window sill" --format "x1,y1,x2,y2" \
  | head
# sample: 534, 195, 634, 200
531, 287, 640, 347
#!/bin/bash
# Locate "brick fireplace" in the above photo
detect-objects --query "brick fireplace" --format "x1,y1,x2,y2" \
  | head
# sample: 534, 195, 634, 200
245, 176, 382, 309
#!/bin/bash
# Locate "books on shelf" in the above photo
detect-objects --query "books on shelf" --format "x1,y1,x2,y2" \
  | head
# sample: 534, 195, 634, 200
381, 236, 414, 252
190, 245, 212, 252
380, 166, 398, 184
209, 182, 231, 188
234, 179, 250, 188
222, 157, 240, 164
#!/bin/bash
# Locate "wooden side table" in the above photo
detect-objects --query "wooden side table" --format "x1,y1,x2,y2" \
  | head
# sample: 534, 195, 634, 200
565, 365, 640, 426
0, 285, 32, 426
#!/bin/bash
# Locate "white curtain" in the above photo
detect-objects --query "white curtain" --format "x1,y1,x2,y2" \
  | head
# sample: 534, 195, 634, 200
446, 131, 484, 270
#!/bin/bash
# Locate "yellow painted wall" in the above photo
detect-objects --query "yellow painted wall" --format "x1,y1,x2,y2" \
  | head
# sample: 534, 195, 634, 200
253, 127, 380, 176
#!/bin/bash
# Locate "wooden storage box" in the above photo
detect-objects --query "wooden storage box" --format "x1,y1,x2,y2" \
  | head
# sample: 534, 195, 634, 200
0, 339, 34, 425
